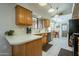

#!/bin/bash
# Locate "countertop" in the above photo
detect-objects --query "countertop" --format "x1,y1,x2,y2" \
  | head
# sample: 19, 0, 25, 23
73, 33, 79, 36
5, 29, 51, 45
31, 31, 51, 35
73, 33, 79, 40
5, 34, 42, 45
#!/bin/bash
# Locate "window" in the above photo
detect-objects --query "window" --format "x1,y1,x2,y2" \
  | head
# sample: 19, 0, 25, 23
32, 17, 37, 29
32, 18, 43, 29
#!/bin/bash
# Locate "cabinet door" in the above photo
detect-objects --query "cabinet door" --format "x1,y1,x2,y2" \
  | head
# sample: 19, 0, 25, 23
16, 5, 26, 25
12, 44, 25, 56
42, 36, 47, 45
42, 33, 48, 45
43, 19, 50, 28
25, 9, 32, 26
25, 39, 42, 56
16, 5, 32, 26
35, 33, 48, 45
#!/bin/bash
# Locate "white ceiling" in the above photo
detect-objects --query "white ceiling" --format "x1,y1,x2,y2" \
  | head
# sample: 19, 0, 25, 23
17, 3, 73, 18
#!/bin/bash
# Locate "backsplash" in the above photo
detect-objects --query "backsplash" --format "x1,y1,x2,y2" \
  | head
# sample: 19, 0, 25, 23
11, 26, 26, 35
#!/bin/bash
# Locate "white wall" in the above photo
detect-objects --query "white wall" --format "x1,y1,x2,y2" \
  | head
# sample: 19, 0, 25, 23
0, 3, 26, 35
0, 3, 26, 55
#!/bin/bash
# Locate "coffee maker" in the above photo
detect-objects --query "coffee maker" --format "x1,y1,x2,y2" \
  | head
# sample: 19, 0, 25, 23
26, 26, 31, 34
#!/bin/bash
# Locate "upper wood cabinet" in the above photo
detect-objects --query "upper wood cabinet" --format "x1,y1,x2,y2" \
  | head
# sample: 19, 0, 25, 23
15, 5, 32, 26
43, 19, 50, 28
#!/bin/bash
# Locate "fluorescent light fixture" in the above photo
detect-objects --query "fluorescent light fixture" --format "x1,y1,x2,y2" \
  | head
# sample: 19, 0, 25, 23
38, 3, 47, 6
48, 8, 55, 13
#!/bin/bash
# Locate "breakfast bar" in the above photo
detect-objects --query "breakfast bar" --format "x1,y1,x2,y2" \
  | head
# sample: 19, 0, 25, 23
5, 34, 43, 56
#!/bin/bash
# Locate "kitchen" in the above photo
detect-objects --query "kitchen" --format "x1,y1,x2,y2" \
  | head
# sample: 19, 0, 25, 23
0, 3, 78, 56
0, 3, 52, 56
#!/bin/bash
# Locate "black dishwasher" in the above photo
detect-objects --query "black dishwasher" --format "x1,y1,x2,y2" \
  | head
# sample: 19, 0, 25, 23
47, 33, 51, 42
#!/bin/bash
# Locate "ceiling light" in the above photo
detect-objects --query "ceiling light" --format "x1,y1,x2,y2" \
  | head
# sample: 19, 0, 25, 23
38, 3, 47, 6
37, 15, 41, 18
54, 15, 59, 18
48, 8, 55, 13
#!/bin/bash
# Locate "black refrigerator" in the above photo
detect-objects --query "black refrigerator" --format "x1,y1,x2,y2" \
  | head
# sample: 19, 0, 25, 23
69, 19, 79, 38
69, 19, 79, 56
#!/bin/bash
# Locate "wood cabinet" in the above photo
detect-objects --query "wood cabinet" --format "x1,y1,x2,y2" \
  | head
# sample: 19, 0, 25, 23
15, 5, 32, 26
35, 33, 48, 45
42, 33, 48, 45
12, 39, 42, 56
43, 19, 50, 28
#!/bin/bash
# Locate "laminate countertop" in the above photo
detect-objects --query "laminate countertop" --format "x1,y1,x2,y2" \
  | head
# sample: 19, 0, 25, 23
31, 31, 51, 35
5, 34, 42, 45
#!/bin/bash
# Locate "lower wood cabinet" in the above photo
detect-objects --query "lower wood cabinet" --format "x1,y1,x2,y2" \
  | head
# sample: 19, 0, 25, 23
42, 33, 48, 45
12, 39, 42, 56
35, 33, 48, 45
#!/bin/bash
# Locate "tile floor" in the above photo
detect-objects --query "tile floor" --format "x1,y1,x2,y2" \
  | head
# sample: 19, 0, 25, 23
42, 37, 73, 56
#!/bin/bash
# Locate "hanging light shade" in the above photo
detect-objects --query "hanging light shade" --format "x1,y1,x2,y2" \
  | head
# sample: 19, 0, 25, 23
54, 8, 59, 17
48, 8, 55, 13
38, 3, 47, 6
54, 14, 59, 17
48, 4, 55, 13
